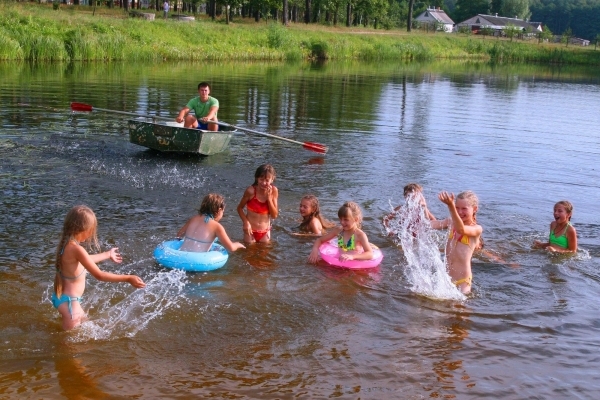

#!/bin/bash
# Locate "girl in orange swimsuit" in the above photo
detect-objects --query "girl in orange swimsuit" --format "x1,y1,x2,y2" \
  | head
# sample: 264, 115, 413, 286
430, 191, 483, 295
237, 164, 279, 243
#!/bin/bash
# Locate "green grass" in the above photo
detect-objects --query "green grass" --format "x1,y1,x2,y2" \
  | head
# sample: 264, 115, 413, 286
1, 3, 599, 65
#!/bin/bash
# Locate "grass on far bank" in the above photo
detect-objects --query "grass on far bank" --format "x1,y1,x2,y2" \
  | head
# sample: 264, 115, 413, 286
1, 2, 599, 65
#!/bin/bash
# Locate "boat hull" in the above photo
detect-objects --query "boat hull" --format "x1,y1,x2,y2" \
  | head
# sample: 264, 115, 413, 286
128, 119, 233, 155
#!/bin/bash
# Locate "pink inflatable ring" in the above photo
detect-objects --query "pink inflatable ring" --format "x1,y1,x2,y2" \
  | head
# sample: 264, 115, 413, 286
318, 239, 383, 269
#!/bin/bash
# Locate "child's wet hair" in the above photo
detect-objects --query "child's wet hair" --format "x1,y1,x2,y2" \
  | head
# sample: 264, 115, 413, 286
253, 164, 276, 185
338, 201, 363, 229
198, 193, 225, 217
403, 183, 423, 197
555, 200, 574, 220
299, 194, 335, 231
54, 205, 99, 297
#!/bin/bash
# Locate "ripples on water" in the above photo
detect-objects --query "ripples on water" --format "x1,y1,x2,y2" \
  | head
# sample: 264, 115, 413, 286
1, 62, 600, 398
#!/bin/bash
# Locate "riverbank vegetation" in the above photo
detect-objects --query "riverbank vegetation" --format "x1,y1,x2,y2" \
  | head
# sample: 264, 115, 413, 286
1, 2, 599, 65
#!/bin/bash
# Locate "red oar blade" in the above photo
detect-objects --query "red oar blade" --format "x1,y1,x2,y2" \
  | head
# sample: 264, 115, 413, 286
70, 102, 93, 112
303, 142, 328, 154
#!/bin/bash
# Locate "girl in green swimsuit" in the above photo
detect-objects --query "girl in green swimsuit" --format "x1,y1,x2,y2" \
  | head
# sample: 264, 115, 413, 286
308, 201, 374, 264
533, 200, 578, 253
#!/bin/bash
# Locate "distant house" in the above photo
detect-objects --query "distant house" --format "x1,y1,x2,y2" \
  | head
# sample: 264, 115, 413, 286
415, 7, 455, 33
456, 14, 542, 36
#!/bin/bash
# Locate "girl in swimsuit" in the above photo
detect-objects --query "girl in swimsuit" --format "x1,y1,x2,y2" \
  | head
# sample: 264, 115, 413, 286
430, 191, 483, 295
177, 193, 246, 253
533, 200, 577, 253
297, 194, 335, 235
237, 164, 279, 243
52, 205, 145, 331
308, 202, 374, 264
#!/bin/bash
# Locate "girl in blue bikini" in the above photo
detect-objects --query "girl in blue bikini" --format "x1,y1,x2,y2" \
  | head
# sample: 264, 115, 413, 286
308, 201, 373, 264
177, 193, 246, 253
52, 205, 145, 331
533, 200, 578, 253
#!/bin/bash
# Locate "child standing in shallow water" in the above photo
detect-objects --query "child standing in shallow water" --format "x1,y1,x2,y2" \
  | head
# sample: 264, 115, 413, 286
237, 164, 279, 243
298, 194, 335, 235
177, 193, 246, 253
430, 191, 483, 294
533, 200, 578, 253
308, 202, 373, 263
53, 205, 145, 330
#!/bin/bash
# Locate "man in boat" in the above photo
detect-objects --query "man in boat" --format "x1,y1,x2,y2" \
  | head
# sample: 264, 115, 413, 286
176, 82, 219, 131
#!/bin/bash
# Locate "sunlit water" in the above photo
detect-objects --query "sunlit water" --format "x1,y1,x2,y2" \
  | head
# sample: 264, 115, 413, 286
1, 61, 599, 398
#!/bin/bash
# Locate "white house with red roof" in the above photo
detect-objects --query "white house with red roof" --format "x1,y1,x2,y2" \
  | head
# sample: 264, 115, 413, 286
415, 7, 455, 33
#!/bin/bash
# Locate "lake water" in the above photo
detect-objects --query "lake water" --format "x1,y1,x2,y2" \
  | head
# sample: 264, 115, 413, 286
1, 61, 599, 399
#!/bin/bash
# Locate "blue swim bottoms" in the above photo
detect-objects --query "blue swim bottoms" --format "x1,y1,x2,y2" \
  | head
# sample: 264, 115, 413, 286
52, 292, 83, 318
197, 122, 209, 130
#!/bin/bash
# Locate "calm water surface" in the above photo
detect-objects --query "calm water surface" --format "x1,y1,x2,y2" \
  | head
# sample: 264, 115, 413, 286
1, 61, 599, 399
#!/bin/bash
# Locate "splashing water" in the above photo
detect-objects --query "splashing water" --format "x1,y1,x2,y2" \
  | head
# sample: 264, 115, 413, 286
385, 194, 465, 301
70, 269, 189, 342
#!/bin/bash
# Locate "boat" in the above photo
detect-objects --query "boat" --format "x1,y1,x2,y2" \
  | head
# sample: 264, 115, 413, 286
128, 118, 235, 155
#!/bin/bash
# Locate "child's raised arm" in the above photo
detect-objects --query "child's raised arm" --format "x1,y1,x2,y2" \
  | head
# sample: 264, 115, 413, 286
266, 185, 279, 219
438, 191, 482, 237
74, 245, 145, 288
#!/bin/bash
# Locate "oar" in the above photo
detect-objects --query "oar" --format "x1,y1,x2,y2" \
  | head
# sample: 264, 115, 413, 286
71, 102, 328, 154
70, 102, 171, 121
212, 121, 328, 154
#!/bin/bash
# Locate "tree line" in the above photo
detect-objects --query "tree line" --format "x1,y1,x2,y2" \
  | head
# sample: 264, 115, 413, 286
58, 0, 600, 40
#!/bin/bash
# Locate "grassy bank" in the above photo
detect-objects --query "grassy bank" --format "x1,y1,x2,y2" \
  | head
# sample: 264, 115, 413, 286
1, 3, 599, 65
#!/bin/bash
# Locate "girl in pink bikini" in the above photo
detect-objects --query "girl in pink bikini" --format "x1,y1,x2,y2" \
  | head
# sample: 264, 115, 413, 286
430, 191, 483, 294
237, 164, 279, 243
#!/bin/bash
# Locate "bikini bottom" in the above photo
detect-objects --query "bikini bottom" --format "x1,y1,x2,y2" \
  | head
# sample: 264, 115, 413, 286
52, 292, 83, 319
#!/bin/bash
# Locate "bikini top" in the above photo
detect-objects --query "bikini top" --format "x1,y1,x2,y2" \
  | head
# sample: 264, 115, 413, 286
338, 233, 356, 251
57, 239, 86, 280
183, 214, 216, 247
549, 222, 570, 249
246, 186, 270, 215
449, 228, 472, 247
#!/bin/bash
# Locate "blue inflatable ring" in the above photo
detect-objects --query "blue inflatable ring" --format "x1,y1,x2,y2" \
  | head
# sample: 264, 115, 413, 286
153, 240, 229, 272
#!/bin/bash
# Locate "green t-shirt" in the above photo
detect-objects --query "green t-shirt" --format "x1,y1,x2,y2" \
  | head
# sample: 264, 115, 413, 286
186, 96, 219, 118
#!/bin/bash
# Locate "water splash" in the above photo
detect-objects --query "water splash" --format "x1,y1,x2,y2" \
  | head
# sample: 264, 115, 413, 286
70, 269, 188, 342
385, 194, 465, 301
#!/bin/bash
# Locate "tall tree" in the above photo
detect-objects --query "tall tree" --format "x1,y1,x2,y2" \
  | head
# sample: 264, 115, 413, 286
452, 0, 489, 23
407, 0, 414, 32
501, 0, 530, 19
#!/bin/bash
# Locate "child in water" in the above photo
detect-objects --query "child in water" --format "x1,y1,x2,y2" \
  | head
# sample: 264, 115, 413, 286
308, 201, 374, 263
52, 205, 145, 330
430, 191, 483, 294
177, 193, 246, 253
383, 183, 436, 233
298, 194, 335, 235
237, 164, 279, 243
533, 200, 578, 253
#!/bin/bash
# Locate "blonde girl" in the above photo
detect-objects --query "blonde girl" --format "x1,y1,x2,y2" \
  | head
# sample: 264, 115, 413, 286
53, 206, 145, 330
298, 194, 335, 235
533, 200, 577, 253
177, 193, 246, 253
237, 164, 279, 243
430, 191, 483, 294
308, 201, 373, 263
